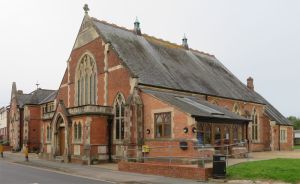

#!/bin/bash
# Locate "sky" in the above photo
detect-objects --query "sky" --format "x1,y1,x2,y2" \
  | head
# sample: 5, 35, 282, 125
0, 0, 299, 117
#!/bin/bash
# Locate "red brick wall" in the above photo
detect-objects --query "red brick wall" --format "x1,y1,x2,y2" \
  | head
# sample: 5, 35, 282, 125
119, 161, 212, 181
142, 92, 195, 140
59, 37, 132, 108
107, 68, 131, 106
27, 105, 42, 151
140, 92, 215, 160
90, 116, 108, 145
280, 126, 293, 151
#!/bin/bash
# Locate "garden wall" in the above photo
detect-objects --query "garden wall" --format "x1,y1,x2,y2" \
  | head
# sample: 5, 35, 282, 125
118, 161, 212, 181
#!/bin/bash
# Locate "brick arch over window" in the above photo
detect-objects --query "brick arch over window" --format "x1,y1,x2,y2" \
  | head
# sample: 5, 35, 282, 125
75, 53, 97, 106
114, 93, 125, 140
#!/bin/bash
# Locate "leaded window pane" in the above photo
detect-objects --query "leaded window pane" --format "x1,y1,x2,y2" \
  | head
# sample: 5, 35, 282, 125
215, 127, 221, 145
154, 112, 171, 138
116, 103, 120, 117
90, 75, 93, 104
74, 123, 78, 140
77, 80, 80, 105
78, 123, 82, 140
116, 119, 120, 139
76, 55, 97, 106
121, 119, 124, 139
205, 126, 211, 144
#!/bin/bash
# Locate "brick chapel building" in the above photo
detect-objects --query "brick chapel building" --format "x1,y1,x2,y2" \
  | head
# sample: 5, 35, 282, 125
9, 82, 56, 151
9, 5, 292, 163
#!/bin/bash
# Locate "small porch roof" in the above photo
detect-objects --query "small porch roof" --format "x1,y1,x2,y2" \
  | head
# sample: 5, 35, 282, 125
142, 88, 250, 124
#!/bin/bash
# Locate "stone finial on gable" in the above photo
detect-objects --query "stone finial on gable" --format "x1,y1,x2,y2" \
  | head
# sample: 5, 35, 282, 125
134, 17, 142, 36
182, 34, 189, 50
83, 4, 90, 15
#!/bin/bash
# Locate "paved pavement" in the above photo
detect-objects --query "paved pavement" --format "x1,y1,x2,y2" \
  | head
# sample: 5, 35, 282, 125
0, 151, 207, 184
0, 160, 110, 184
1, 150, 298, 184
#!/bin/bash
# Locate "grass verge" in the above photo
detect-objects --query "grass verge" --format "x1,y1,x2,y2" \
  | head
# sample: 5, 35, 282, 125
227, 158, 300, 184
293, 145, 300, 150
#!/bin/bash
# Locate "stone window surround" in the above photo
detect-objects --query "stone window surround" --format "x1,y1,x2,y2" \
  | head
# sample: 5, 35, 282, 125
251, 108, 260, 143
75, 52, 97, 106
113, 93, 126, 143
280, 127, 288, 143
73, 121, 83, 144
46, 124, 52, 143
151, 107, 174, 139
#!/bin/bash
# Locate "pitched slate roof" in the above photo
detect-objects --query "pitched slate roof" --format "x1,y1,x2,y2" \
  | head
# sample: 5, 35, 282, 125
90, 17, 290, 125
92, 18, 264, 104
142, 88, 249, 123
16, 94, 32, 107
39, 90, 58, 104
16, 89, 56, 107
265, 104, 291, 126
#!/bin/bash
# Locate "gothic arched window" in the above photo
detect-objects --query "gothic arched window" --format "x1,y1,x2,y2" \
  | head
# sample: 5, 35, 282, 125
75, 54, 97, 106
114, 93, 125, 140
46, 124, 51, 142
74, 122, 82, 142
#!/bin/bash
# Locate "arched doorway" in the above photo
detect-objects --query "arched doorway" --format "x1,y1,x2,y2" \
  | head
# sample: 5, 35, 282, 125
55, 115, 65, 156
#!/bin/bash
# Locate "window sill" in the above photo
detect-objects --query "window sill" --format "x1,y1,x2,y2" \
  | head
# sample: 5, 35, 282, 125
113, 139, 125, 144
73, 141, 82, 144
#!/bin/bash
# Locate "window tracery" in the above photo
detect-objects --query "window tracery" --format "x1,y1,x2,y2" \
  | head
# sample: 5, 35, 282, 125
75, 54, 97, 106
114, 93, 125, 140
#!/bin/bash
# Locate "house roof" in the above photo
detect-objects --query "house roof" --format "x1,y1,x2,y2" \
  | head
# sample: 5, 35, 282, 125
16, 89, 56, 107
264, 102, 292, 126
90, 17, 290, 126
39, 90, 58, 104
253, 92, 292, 126
142, 88, 249, 123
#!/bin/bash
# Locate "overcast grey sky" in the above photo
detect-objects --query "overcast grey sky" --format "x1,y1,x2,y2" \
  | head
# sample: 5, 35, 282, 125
0, 0, 299, 117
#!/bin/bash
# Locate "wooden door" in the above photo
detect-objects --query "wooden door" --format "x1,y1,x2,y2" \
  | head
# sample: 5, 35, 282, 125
59, 127, 65, 155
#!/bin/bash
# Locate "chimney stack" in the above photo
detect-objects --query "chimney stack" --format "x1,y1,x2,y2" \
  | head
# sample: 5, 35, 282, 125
247, 77, 254, 91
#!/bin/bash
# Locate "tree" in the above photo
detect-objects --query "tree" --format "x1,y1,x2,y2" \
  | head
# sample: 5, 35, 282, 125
288, 116, 300, 130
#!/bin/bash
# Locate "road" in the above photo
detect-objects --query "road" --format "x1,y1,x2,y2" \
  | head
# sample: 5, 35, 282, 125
0, 160, 112, 184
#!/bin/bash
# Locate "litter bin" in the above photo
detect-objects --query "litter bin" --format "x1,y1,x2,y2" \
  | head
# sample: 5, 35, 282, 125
213, 154, 226, 179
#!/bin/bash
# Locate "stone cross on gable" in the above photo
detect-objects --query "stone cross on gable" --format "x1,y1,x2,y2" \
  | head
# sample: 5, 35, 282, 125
36, 81, 40, 89
83, 4, 90, 14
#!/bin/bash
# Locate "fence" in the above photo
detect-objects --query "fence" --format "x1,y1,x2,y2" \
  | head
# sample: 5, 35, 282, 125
121, 139, 249, 168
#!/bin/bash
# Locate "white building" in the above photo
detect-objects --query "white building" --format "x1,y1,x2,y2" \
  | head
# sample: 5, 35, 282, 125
294, 130, 300, 145
0, 106, 9, 143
